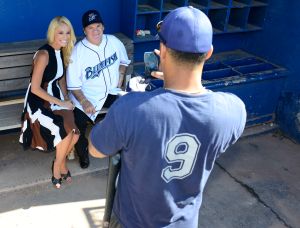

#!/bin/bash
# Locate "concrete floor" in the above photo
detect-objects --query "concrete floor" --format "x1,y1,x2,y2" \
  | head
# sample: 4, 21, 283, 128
0, 129, 299, 228
199, 132, 300, 228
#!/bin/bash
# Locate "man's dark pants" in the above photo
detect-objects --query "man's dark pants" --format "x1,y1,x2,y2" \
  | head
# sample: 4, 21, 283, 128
108, 212, 122, 228
73, 94, 117, 168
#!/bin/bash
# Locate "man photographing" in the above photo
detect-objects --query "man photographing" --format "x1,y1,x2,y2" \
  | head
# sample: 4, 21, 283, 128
89, 6, 246, 228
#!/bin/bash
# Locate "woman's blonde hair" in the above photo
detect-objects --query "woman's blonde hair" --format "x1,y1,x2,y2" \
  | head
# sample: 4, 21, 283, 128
47, 16, 76, 67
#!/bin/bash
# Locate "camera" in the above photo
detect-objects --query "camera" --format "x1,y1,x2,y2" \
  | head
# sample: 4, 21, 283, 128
144, 51, 160, 77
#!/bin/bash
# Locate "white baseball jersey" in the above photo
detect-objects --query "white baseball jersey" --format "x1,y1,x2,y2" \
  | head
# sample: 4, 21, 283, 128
66, 35, 130, 120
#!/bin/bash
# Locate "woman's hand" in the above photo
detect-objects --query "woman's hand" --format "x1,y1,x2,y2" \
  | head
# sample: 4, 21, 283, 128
60, 100, 75, 110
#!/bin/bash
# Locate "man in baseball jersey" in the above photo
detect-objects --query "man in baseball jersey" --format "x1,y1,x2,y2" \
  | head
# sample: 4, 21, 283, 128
66, 9, 130, 169
89, 6, 246, 228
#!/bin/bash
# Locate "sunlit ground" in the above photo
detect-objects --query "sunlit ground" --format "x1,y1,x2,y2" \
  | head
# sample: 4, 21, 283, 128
0, 199, 106, 228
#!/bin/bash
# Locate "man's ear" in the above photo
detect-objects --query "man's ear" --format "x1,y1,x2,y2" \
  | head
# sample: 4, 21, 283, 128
160, 43, 167, 60
205, 45, 214, 60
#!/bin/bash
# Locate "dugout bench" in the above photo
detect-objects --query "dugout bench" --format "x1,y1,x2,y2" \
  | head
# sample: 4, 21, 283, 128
0, 33, 133, 132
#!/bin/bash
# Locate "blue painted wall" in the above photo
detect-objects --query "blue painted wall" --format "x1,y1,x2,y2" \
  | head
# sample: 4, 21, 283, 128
209, 0, 299, 96
0, 0, 121, 43
204, 0, 300, 94
242, 0, 300, 93
203, 0, 300, 142
241, 0, 300, 142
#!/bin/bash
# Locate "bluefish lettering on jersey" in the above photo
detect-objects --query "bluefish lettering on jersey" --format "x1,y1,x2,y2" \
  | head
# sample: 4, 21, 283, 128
85, 52, 118, 80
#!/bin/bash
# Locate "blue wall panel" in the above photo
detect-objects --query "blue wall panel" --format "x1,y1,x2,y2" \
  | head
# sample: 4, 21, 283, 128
207, 0, 299, 93
240, 0, 300, 141
201, 0, 300, 141
242, 0, 300, 93
0, 0, 121, 43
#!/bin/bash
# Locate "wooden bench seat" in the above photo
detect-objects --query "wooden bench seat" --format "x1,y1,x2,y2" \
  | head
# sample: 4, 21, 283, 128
0, 101, 23, 131
0, 100, 109, 131
0, 40, 45, 99
0, 33, 133, 131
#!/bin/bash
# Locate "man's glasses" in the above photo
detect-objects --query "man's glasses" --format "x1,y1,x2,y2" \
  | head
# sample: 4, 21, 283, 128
156, 20, 166, 44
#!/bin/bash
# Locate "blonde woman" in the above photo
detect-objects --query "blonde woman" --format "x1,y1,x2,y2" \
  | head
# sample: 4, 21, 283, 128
20, 16, 79, 189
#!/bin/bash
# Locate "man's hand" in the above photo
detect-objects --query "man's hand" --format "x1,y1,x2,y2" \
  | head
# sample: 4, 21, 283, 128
151, 49, 164, 80
71, 90, 96, 114
81, 99, 96, 114
151, 71, 164, 80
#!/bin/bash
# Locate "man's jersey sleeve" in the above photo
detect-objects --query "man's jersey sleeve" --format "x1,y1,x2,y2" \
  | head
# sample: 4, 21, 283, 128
66, 45, 83, 90
110, 36, 131, 66
218, 93, 247, 156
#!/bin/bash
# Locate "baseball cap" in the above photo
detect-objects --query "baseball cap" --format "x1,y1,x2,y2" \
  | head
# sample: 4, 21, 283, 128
157, 6, 213, 53
82, 9, 104, 28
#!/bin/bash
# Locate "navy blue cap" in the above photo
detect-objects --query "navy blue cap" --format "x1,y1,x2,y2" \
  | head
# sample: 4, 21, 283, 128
157, 6, 213, 53
82, 9, 104, 28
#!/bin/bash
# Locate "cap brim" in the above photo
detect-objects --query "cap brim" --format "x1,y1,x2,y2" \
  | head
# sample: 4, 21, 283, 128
155, 33, 160, 40
155, 32, 166, 44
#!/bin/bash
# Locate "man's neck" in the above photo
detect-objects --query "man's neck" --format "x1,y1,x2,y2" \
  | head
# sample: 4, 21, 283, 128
163, 64, 205, 94
86, 36, 103, 46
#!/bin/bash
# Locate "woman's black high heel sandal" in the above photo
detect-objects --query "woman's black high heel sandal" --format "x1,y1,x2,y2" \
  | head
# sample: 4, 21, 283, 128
61, 170, 72, 183
51, 176, 62, 188
51, 160, 62, 189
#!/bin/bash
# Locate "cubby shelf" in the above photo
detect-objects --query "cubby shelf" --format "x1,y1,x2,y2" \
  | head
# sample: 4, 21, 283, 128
245, 24, 263, 31
209, 8, 229, 32
189, 0, 209, 10
231, 0, 251, 8
162, 0, 186, 12
132, 50, 287, 126
162, 3, 179, 11
137, 0, 161, 14
210, 0, 230, 9
247, 6, 267, 28
137, 4, 160, 14
227, 7, 249, 32
120, 0, 269, 61
252, 0, 268, 7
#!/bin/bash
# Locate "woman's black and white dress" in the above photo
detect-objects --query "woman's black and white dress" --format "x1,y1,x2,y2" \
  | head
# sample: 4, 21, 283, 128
19, 44, 79, 151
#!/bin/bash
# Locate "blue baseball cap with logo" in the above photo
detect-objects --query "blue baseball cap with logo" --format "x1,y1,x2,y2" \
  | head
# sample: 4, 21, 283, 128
157, 6, 213, 53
